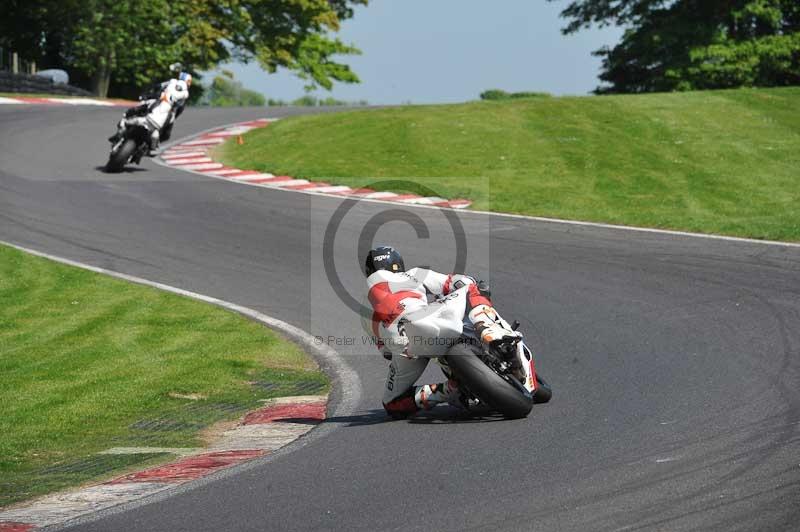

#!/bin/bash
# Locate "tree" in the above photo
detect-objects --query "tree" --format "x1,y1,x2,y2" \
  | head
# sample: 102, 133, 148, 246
203, 71, 266, 107
292, 95, 320, 106
1, 0, 367, 97
69, 0, 184, 97
479, 89, 552, 100
0, 1, 85, 73
549, 0, 800, 93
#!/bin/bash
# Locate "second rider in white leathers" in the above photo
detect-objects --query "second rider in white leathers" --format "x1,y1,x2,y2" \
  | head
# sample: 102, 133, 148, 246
109, 72, 191, 156
363, 246, 521, 418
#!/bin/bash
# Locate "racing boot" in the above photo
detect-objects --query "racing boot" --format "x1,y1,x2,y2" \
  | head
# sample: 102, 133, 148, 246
468, 304, 522, 370
147, 129, 161, 157
383, 389, 417, 419
383, 379, 464, 419
414, 379, 462, 410
469, 305, 520, 345
108, 119, 126, 143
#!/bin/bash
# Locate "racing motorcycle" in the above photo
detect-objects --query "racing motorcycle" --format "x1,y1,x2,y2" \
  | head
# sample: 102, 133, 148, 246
105, 63, 185, 172
104, 118, 151, 173
402, 286, 551, 418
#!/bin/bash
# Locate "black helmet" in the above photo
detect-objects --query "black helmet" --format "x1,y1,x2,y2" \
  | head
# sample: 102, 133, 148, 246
365, 246, 405, 277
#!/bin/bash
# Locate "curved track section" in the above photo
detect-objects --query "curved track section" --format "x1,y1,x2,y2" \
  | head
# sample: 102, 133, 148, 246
1, 105, 798, 532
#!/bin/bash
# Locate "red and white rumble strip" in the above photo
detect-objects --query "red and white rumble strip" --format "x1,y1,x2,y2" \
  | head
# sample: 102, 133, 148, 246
159, 118, 473, 209
0, 396, 327, 531
0, 96, 132, 107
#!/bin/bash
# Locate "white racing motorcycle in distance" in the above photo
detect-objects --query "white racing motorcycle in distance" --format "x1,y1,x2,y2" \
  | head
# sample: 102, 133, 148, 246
401, 286, 551, 418
105, 63, 186, 173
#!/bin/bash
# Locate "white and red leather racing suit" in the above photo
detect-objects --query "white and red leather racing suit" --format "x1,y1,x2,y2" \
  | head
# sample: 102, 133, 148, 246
365, 267, 515, 417
116, 78, 189, 151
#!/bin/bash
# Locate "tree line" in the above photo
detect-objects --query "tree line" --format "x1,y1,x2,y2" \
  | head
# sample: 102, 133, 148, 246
551, 0, 800, 93
3, 1, 796, 99
201, 71, 369, 107
0, 0, 367, 98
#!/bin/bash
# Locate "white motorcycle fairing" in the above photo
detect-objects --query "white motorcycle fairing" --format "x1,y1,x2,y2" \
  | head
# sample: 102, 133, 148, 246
401, 286, 468, 359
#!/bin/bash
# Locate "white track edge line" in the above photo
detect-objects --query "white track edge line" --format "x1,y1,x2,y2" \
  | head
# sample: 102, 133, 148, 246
0, 239, 362, 529
156, 119, 800, 250
0, 240, 360, 416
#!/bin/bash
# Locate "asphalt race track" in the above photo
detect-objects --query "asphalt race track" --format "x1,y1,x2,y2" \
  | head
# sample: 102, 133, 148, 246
1, 105, 799, 531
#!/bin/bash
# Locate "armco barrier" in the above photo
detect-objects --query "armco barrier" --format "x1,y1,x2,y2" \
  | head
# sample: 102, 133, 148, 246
0, 71, 92, 97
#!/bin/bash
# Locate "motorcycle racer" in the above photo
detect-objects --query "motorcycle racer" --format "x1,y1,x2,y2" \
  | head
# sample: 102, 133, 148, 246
364, 246, 522, 418
108, 71, 192, 156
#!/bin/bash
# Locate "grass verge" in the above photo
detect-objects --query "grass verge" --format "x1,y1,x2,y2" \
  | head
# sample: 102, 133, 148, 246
0, 244, 326, 507
216, 87, 800, 242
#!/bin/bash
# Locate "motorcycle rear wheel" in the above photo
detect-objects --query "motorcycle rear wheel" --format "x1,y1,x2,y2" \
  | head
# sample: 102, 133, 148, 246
445, 344, 533, 419
105, 139, 137, 173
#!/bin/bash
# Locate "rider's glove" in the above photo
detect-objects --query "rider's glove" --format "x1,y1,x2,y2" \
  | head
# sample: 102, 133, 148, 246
377, 319, 411, 360
125, 104, 150, 119
395, 319, 412, 357
450, 275, 475, 292
476, 280, 491, 299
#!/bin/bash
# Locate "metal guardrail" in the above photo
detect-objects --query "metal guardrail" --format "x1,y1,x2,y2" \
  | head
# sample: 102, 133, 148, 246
0, 47, 91, 96
0, 71, 91, 96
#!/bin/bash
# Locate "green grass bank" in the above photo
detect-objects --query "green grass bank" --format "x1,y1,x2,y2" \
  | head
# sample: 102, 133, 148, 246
0, 244, 326, 507
217, 87, 800, 241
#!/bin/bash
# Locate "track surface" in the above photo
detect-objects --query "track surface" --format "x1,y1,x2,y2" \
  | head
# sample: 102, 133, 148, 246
1, 105, 798, 531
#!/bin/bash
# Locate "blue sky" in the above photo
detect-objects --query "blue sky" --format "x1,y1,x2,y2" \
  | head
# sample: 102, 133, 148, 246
213, 0, 623, 104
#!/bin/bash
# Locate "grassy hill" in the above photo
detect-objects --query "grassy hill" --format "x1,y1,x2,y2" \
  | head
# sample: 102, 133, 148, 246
217, 87, 800, 241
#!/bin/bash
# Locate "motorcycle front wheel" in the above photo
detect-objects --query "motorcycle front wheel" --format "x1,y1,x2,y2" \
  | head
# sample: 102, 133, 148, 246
445, 344, 533, 419
105, 139, 137, 173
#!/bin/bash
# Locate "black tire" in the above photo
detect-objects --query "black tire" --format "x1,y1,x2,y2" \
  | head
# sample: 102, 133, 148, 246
445, 344, 533, 419
105, 139, 137, 173
533, 375, 552, 404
